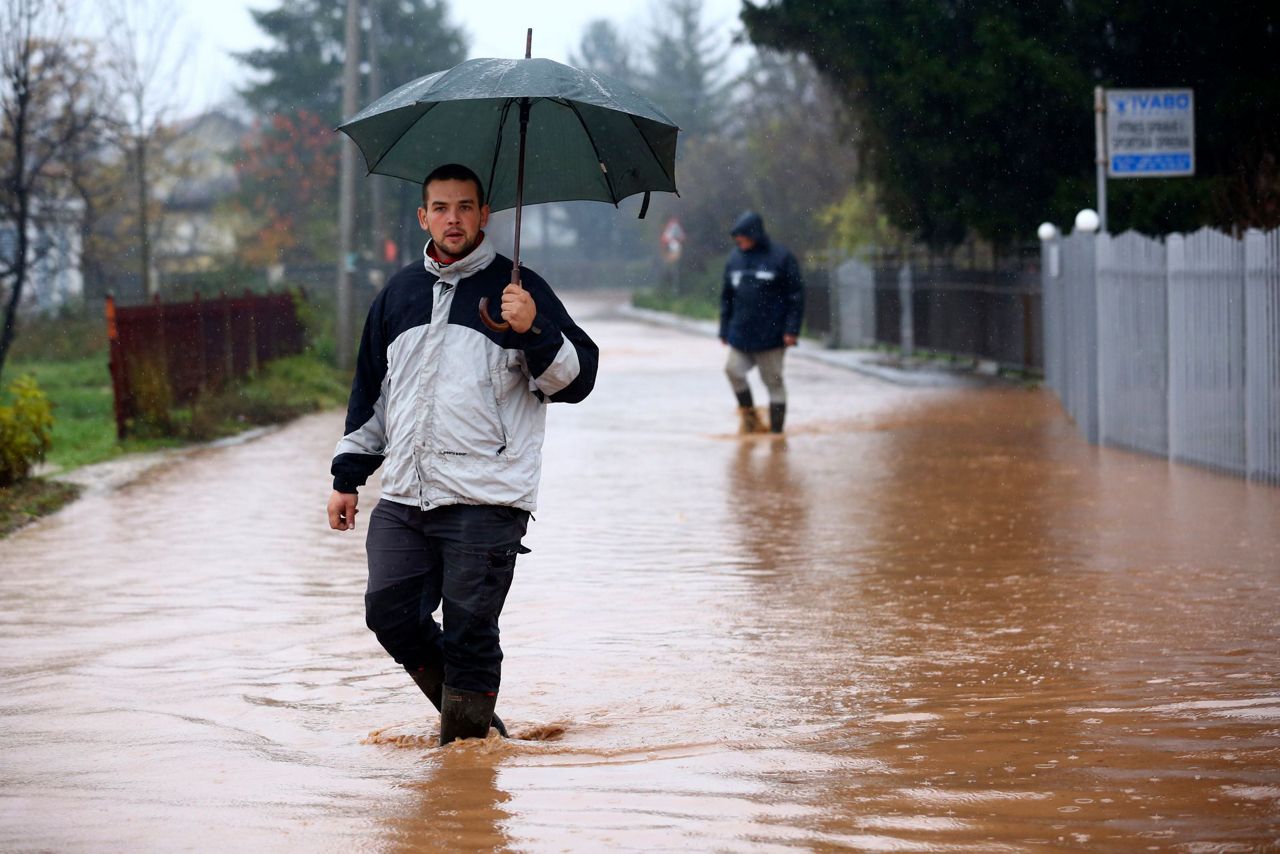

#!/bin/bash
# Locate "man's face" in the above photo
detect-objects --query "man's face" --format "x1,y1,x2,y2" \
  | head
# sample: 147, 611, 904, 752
734, 235, 756, 252
418, 178, 489, 259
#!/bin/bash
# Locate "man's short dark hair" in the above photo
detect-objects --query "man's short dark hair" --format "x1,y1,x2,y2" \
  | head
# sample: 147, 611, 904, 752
422, 163, 486, 207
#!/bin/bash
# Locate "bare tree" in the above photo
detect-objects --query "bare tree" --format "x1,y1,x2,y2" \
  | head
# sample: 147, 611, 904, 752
103, 0, 191, 298
0, 0, 104, 378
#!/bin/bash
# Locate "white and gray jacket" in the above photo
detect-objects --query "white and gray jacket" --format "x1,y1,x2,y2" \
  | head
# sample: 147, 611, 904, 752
331, 238, 597, 512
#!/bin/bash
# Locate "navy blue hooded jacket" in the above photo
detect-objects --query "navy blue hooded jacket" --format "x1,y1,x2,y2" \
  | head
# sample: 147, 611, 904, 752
719, 211, 805, 352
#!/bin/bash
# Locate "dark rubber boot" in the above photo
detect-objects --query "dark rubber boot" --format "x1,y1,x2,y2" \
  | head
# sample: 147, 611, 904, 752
409, 665, 507, 738
439, 685, 500, 745
734, 389, 754, 409
407, 661, 446, 709
769, 402, 786, 434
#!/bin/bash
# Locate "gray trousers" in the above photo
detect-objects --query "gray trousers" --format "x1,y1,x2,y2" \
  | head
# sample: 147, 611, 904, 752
725, 346, 786, 403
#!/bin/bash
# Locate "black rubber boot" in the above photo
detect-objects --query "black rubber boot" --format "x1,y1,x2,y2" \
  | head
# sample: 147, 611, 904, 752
439, 685, 500, 745
409, 664, 507, 738
769, 402, 786, 434
734, 389, 754, 409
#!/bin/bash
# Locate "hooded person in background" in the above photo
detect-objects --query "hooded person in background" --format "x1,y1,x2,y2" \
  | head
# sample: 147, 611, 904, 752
719, 211, 805, 434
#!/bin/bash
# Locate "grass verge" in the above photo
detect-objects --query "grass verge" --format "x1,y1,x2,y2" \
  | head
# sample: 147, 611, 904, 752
1, 351, 351, 538
0, 478, 82, 537
10, 357, 184, 471
7, 353, 350, 473
631, 289, 720, 321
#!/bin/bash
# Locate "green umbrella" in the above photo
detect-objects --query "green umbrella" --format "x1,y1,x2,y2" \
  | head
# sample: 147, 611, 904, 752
337, 32, 680, 331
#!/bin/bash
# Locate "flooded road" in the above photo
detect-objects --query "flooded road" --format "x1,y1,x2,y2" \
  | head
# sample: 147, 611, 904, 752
3, 296, 1278, 851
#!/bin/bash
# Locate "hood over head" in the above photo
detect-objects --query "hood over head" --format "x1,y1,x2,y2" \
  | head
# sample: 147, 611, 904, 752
729, 210, 767, 245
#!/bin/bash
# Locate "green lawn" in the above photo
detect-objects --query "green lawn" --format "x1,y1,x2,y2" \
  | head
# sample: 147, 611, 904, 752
7, 352, 352, 474
0, 349, 351, 541
7, 357, 183, 471
0, 296, 351, 537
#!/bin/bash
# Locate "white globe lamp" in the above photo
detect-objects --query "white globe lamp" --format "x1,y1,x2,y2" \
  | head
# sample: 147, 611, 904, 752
1074, 208, 1100, 234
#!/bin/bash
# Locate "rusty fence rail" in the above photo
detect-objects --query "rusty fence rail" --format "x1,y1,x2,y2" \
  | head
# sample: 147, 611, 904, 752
105, 290, 307, 439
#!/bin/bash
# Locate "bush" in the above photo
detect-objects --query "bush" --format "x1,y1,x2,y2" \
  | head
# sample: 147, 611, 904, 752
125, 349, 174, 438
0, 376, 55, 487
163, 354, 350, 443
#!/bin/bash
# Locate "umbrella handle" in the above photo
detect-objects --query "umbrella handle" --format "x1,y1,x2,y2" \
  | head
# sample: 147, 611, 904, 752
478, 267, 524, 333
478, 296, 509, 333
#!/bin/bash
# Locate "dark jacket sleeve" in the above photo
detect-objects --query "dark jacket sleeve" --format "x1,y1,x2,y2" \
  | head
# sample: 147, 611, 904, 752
511, 273, 598, 404
330, 293, 389, 492
782, 251, 805, 337
719, 258, 735, 340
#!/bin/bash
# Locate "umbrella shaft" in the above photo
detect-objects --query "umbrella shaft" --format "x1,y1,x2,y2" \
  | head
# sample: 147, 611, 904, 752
511, 98, 531, 285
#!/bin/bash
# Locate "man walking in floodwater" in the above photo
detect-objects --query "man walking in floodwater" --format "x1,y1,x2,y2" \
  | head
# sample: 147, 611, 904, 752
719, 211, 805, 434
326, 163, 598, 744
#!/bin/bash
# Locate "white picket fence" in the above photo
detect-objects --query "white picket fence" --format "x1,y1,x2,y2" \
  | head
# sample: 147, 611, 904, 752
1042, 227, 1280, 484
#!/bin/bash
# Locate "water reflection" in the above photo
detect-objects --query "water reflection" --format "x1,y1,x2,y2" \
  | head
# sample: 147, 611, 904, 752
383, 755, 511, 852
726, 437, 808, 578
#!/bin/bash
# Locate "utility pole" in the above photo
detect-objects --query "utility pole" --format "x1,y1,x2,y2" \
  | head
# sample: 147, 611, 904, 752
365, 0, 386, 278
1094, 86, 1108, 233
336, 0, 361, 370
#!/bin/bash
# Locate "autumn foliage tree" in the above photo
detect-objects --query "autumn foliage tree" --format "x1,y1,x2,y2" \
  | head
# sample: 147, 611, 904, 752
232, 110, 339, 267
236, 0, 468, 266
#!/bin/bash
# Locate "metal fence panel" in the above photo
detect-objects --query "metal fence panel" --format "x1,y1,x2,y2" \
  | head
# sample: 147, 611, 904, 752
1167, 229, 1247, 475
873, 265, 903, 346
910, 269, 1041, 370
1245, 229, 1280, 484
1097, 231, 1168, 455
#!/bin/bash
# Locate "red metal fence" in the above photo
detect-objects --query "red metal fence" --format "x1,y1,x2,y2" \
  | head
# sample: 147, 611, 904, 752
105, 291, 307, 438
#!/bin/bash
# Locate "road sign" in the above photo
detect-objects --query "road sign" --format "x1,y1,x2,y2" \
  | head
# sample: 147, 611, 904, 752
661, 217, 684, 263
1105, 89, 1195, 178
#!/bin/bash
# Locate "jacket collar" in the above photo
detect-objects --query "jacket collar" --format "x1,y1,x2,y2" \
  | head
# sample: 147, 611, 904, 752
422, 233, 496, 286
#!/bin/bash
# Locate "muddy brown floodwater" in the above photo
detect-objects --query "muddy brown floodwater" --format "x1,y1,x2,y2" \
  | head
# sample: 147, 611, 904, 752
2, 295, 1278, 852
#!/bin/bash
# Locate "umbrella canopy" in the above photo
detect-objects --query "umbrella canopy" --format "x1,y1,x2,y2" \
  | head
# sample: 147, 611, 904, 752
337, 56, 680, 212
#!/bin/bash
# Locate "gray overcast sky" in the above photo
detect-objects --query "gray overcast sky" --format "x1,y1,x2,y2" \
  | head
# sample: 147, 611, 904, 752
167, 0, 747, 113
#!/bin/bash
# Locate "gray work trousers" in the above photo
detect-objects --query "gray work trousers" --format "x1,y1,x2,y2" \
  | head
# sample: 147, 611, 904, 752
725, 346, 787, 403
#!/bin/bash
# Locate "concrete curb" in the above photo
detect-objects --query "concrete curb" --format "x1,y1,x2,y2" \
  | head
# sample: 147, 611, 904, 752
616, 304, 996, 389
40, 425, 279, 496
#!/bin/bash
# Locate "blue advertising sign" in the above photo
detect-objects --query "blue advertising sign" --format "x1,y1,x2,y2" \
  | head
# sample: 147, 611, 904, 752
1105, 89, 1195, 178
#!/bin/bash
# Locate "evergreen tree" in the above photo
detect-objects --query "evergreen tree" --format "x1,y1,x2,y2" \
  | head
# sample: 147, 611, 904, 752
742, 0, 1280, 243
569, 19, 638, 88
642, 0, 731, 141
237, 0, 467, 125
562, 20, 648, 261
